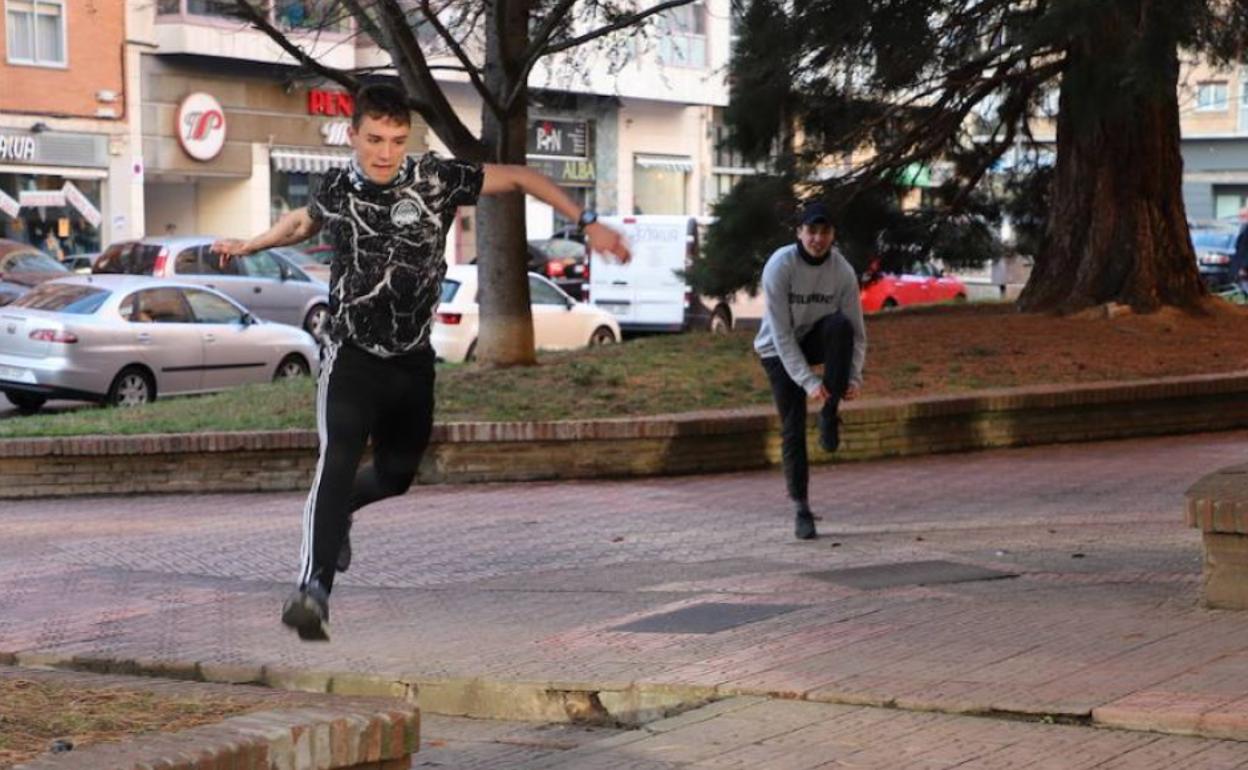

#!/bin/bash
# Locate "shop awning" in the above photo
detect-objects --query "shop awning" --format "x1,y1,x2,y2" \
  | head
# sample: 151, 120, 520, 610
0, 164, 107, 180
270, 148, 353, 174
635, 154, 695, 172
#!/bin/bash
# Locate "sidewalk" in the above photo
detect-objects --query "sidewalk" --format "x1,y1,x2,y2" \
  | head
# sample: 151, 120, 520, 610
3, 431, 1248, 755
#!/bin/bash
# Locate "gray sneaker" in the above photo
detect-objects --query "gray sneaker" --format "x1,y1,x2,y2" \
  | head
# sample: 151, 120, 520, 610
281, 580, 330, 642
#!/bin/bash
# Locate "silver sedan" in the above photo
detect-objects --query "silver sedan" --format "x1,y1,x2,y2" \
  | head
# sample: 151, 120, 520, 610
0, 275, 319, 413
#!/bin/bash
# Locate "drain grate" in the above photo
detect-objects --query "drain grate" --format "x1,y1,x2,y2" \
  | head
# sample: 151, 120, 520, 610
609, 603, 805, 634
805, 560, 1017, 590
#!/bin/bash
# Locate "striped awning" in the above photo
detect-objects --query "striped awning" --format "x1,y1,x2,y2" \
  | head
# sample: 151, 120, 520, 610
270, 147, 353, 174
635, 154, 694, 172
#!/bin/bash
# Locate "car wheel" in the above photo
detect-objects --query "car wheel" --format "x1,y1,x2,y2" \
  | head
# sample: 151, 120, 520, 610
882, 297, 899, 310
464, 340, 477, 362
273, 354, 310, 381
107, 366, 155, 408
5, 391, 46, 415
303, 304, 330, 342
589, 326, 616, 346
709, 306, 732, 334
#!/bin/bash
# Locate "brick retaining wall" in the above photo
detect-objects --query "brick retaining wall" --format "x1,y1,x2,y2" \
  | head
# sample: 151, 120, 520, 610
1, 372, 1246, 498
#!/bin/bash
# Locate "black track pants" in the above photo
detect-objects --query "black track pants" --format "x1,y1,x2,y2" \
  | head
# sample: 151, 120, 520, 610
760, 312, 855, 505
297, 342, 435, 592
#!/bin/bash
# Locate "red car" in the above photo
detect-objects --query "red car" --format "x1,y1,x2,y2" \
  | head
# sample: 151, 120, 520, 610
859, 260, 967, 312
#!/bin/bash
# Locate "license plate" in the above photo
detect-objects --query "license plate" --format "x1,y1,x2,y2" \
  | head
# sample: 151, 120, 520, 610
0, 365, 34, 383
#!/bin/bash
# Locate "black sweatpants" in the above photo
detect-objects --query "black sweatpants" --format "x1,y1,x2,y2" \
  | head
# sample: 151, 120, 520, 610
760, 312, 855, 505
298, 342, 435, 593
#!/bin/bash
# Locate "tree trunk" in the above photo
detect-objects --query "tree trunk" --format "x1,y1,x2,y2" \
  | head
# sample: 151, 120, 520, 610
475, 0, 537, 366
1017, 12, 1205, 314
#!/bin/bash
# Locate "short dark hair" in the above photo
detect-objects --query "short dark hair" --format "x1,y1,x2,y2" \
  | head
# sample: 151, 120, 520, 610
352, 84, 411, 129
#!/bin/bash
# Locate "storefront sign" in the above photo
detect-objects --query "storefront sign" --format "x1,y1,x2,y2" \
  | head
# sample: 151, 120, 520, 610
0, 190, 19, 219
176, 92, 228, 162
19, 190, 66, 208
528, 157, 596, 186
320, 121, 352, 146
527, 119, 589, 158
309, 90, 355, 117
0, 134, 37, 163
63, 182, 102, 228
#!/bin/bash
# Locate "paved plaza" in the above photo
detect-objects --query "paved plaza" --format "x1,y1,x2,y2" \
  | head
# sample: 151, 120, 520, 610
4, 430, 1248, 767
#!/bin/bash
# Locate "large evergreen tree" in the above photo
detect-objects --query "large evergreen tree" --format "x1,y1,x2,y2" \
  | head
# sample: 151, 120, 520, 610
712, 0, 1247, 313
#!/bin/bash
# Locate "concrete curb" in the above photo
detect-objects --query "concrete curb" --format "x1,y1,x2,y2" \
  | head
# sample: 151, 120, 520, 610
2, 664, 418, 770
11, 650, 1248, 744
3, 371, 1248, 498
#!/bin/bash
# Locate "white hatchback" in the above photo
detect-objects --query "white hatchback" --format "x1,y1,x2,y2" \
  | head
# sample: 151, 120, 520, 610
431, 265, 621, 363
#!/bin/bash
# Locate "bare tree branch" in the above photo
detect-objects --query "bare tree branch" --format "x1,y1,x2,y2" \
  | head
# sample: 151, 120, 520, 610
540, 0, 692, 57
420, 0, 504, 117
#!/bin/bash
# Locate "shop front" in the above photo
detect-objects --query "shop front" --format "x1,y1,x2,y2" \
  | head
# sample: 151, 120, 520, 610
0, 130, 109, 257
142, 58, 425, 241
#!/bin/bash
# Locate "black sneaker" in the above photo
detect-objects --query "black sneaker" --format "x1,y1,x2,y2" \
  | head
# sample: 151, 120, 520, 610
795, 508, 818, 540
336, 532, 352, 573
281, 581, 330, 642
818, 406, 841, 453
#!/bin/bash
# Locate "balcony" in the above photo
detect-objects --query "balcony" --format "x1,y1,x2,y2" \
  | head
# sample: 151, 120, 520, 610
154, 0, 356, 70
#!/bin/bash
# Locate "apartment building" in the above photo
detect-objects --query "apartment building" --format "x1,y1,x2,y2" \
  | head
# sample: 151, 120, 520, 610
0, 0, 144, 254
1177, 60, 1248, 221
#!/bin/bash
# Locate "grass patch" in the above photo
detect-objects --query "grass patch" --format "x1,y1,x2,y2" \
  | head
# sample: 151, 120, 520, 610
2, 301, 1247, 436
0, 678, 260, 767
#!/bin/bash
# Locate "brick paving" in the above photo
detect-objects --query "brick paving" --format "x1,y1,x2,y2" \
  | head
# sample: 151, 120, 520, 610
420, 699, 1248, 769
4, 431, 1248, 764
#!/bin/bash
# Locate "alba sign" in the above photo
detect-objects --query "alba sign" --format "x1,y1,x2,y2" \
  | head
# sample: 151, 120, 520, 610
176, 92, 227, 161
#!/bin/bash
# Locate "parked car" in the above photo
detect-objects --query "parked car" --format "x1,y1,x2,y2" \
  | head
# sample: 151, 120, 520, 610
92, 237, 330, 339
280, 245, 332, 283
859, 260, 968, 312
431, 265, 620, 363
530, 231, 589, 299
1190, 223, 1242, 289
61, 252, 102, 275
0, 239, 72, 306
0, 275, 318, 413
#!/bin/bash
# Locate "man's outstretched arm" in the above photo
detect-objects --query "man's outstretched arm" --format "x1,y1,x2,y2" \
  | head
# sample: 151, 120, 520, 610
211, 207, 322, 257
481, 164, 630, 262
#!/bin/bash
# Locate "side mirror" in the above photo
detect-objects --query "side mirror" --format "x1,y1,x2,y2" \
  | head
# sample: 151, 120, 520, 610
241, 312, 255, 326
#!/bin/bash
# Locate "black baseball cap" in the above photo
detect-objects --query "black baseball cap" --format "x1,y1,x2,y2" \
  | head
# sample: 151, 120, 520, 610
799, 201, 831, 227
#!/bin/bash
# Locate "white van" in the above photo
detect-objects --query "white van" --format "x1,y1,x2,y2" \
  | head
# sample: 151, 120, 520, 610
587, 215, 710, 333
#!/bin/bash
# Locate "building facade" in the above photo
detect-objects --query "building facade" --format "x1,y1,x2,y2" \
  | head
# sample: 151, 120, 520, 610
0, 0, 144, 254
1178, 60, 1248, 221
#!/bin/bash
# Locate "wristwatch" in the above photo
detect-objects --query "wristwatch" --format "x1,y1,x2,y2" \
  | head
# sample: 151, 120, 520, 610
576, 209, 599, 231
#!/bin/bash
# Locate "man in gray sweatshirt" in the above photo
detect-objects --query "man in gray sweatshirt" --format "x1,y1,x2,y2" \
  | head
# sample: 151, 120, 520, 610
755, 201, 867, 539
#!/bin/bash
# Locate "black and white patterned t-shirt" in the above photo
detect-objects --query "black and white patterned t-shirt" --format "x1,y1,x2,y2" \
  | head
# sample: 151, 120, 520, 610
308, 153, 483, 357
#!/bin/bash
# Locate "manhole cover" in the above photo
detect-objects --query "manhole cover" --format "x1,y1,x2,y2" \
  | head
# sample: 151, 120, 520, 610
609, 603, 804, 634
805, 560, 1016, 590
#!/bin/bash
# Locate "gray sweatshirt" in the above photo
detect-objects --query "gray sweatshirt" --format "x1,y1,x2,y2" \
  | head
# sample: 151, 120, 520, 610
754, 243, 867, 395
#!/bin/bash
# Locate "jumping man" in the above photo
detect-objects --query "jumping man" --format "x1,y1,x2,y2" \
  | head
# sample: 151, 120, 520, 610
212, 84, 629, 641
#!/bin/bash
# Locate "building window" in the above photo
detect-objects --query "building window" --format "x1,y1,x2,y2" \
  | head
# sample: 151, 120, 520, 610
5, 0, 66, 67
657, 1, 707, 68
634, 155, 691, 215
276, 0, 348, 33
186, 0, 238, 17
1197, 82, 1229, 112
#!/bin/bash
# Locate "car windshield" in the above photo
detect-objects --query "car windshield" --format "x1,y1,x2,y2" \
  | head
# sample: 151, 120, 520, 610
441, 279, 460, 303
1192, 230, 1237, 252
274, 247, 318, 267
6, 251, 69, 273
93, 243, 164, 274
12, 283, 110, 314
